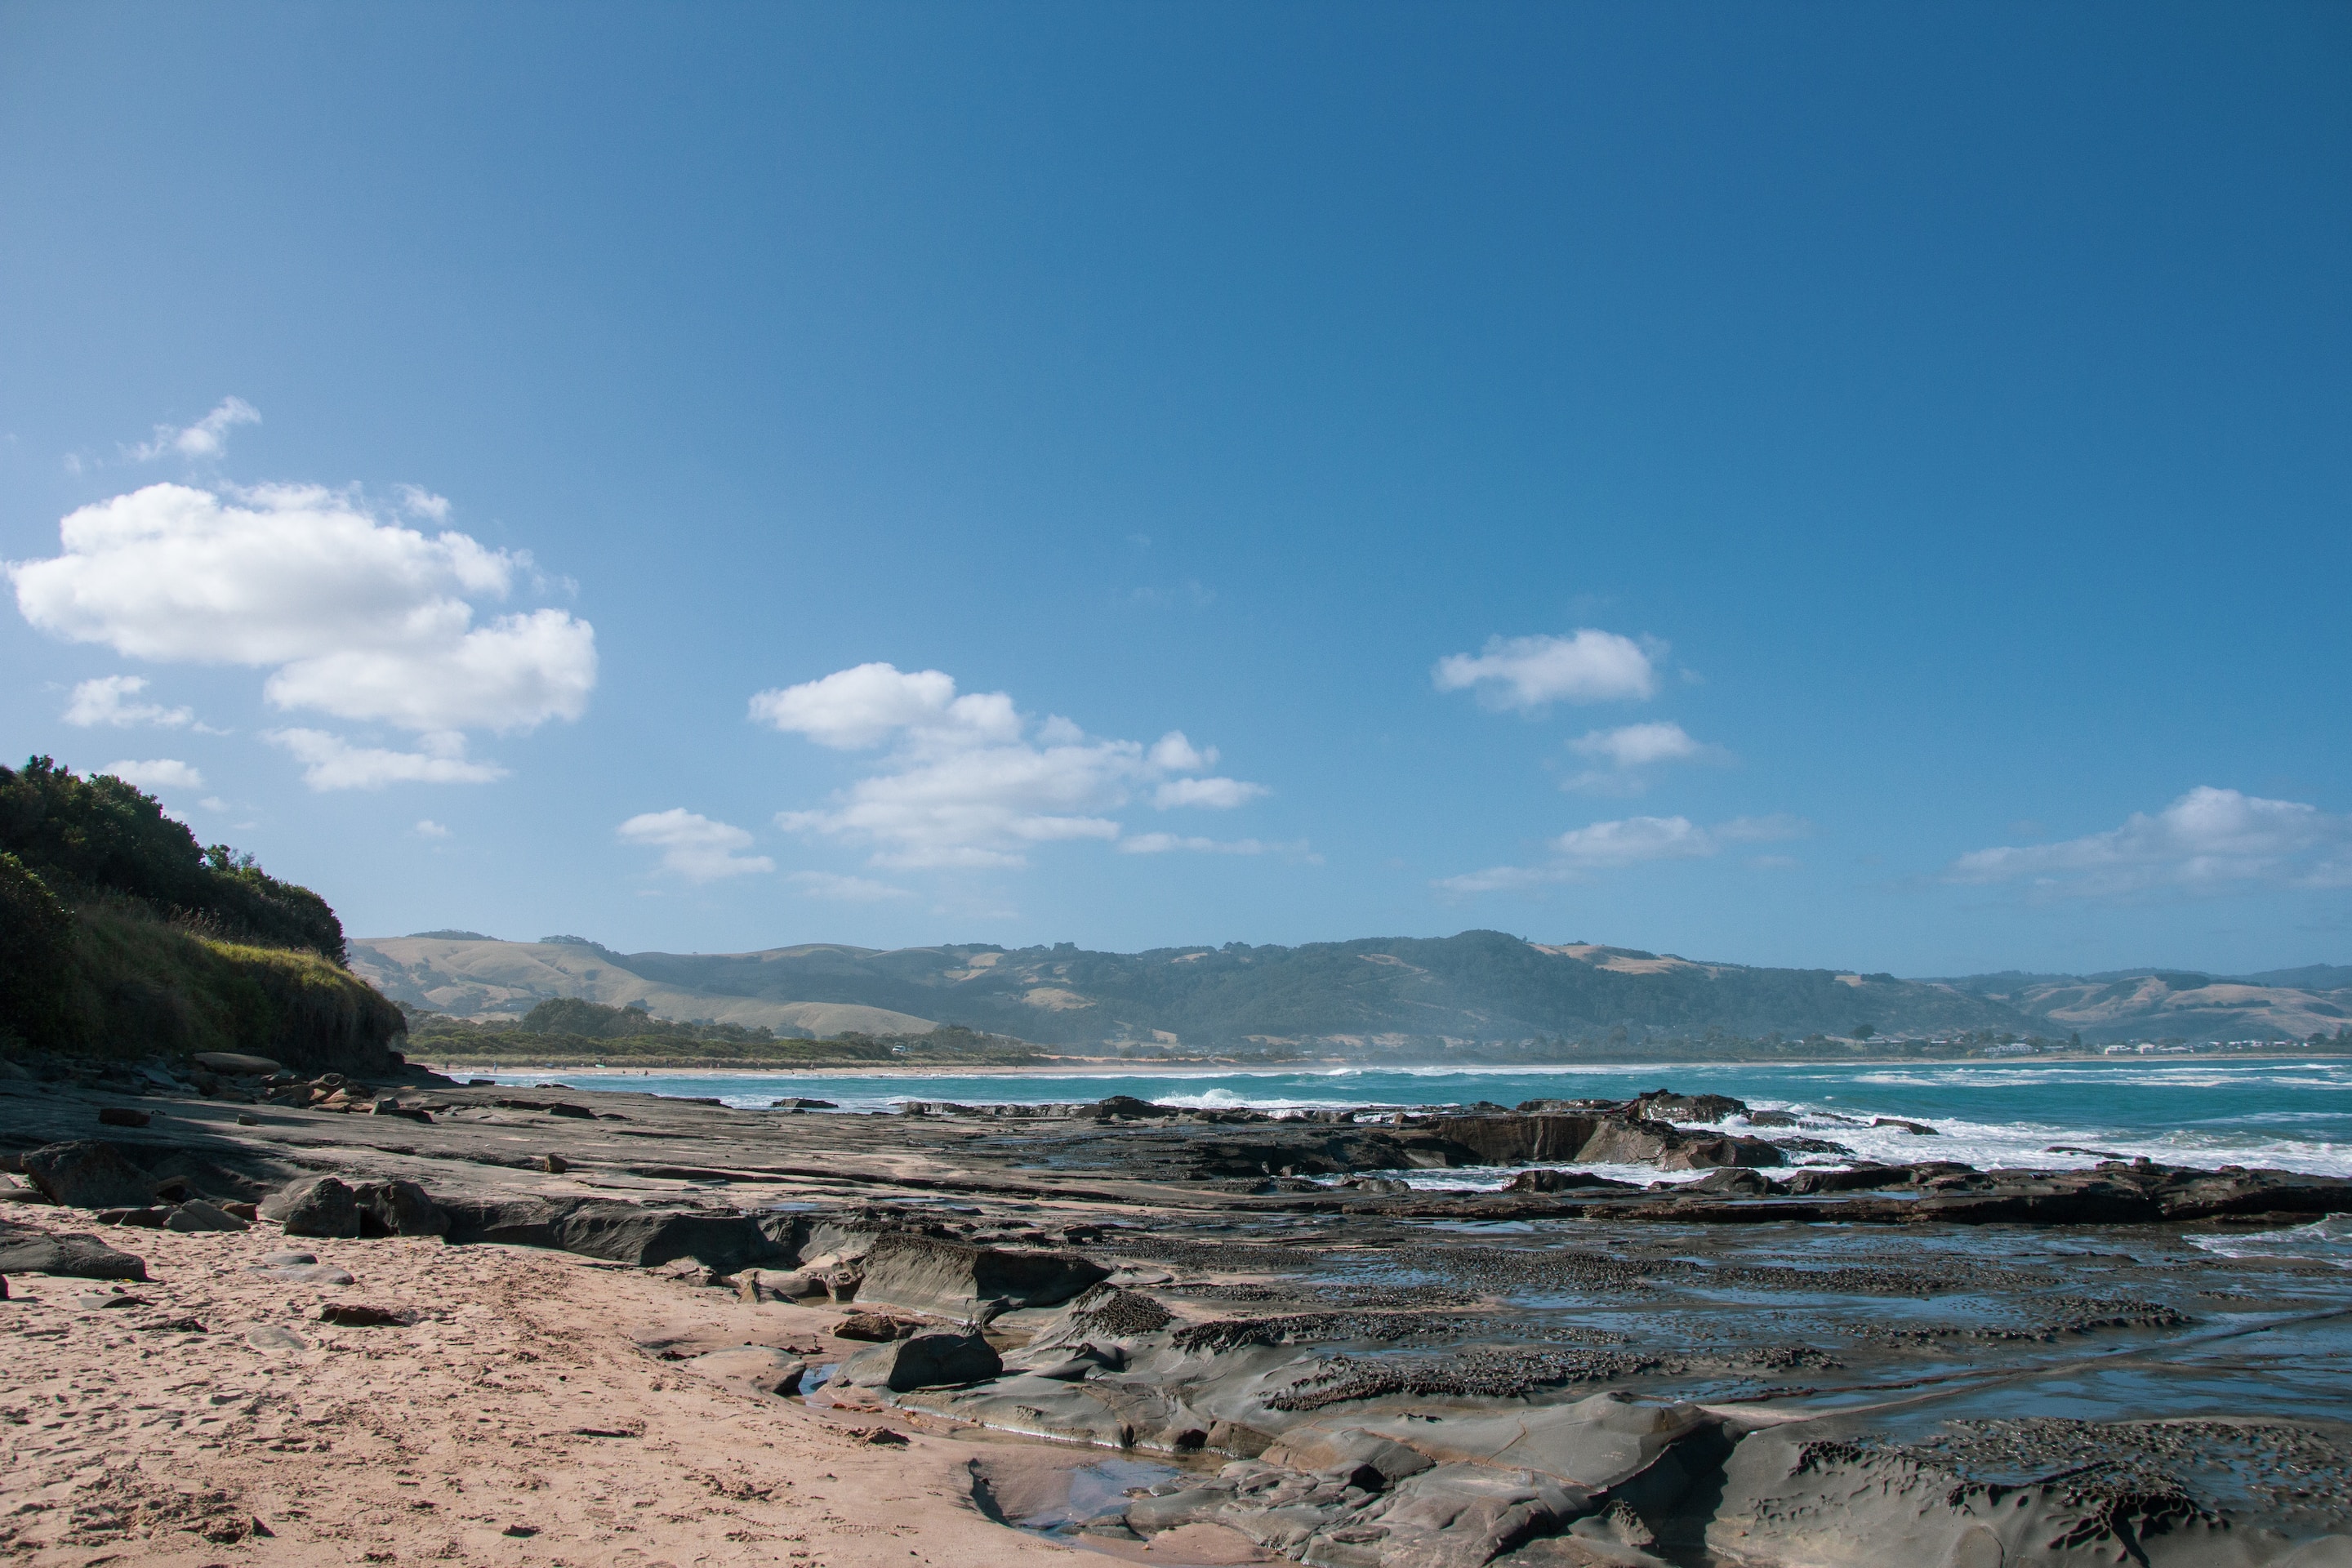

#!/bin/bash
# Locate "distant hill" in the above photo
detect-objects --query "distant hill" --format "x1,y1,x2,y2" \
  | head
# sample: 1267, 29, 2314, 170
1929, 967, 2351, 1044
352, 929, 2034, 1049
2235, 964, 2352, 993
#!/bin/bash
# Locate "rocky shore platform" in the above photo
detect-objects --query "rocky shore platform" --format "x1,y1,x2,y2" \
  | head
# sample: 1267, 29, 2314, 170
3, 1056, 2350, 1566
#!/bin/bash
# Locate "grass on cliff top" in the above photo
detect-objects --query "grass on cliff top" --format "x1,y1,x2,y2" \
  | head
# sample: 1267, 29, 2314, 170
44, 898, 401, 1065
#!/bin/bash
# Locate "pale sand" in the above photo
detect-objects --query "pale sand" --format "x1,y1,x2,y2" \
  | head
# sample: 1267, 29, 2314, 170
0, 1210, 1083, 1568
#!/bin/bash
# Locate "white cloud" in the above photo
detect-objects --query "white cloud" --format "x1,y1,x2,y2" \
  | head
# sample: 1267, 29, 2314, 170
133, 397, 260, 461
618, 808, 776, 882
1118, 833, 1306, 856
1947, 786, 2352, 900
1437, 811, 1810, 894
64, 675, 192, 729
750, 662, 1013, 751
1432, 862, 1558, 895
268, 728, 507, 791
260, 606, 595, 732
1717, 813, 1811, 844
1153, 777, 1269, 809
1433, 630, 1659, 712
414, 819, 452, 839
11, 480, 595, 782
1563, 720, 1730, 793
1147, 731, 1216, 771
789, 871, 913, 901
100, 758, 203, 792
1552, 814, 1716, 867
395, 485, 452, 521
1569, 721, 1701, 769
760, 664, 1266, 871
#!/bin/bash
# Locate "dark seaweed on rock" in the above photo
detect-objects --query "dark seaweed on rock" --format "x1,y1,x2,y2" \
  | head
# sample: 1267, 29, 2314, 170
1384, 1244, 1686, 1294
1844, 1294, 2190, 1345
1171, 1310, 1487, 1353
1267, 1345, 1667, 1410
1898, 1418, 2352, 1517
1111, 1236, 1361, 1273
1056, 1285, 1174, 1337
1168, 1281, 1482, 1309
1710, 1259, 2051, 1298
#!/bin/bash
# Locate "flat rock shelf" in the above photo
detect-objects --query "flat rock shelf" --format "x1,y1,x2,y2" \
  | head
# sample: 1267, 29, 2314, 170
2, 1066, 2349, 1567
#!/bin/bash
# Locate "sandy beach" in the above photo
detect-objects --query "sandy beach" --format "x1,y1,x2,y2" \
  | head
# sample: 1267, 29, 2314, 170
0, 1208, 1092, 1568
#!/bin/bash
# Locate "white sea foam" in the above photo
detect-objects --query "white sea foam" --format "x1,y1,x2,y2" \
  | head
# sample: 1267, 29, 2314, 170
2186, 1215, 2352, 1268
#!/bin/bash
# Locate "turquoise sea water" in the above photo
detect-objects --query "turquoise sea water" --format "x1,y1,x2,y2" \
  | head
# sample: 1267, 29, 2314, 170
459, 1058, 2352, 1181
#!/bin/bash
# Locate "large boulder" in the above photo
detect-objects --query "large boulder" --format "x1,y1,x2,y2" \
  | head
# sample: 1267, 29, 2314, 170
193, 1052, 282, 1076
1343, 1463, 1584, 1568
440, 1196, 786, 1272
1655, 1137, 1784, 1172
1503, 1169, 1640, 1194
21, 1141, 157, 1209
852, 1232, 1110, 1318
1437, 1113, 1783, 1171
358, 1179, 447, 1236
1634, 1091, 1748, 1122
1428, 1115, 1612, 1166
1357, 1392, 1710, 1492
0, 1225, 147, 1280
840, 1330, 1002, 1392
261, 1175, 446, 1238
263, 1175, 362, 1237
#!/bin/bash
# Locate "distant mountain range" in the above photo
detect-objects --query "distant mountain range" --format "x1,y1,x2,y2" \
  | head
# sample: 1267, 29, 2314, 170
350, 930, 2351, 1048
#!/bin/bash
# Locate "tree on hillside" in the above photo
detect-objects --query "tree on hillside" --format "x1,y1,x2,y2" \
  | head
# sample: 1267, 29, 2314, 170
0, 756, 344, 960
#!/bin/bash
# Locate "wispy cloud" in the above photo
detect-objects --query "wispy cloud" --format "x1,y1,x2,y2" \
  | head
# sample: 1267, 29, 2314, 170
131, 397, 261, 461
267, 728, 507, 791
1563, 720, 1731, 794
789, 871, 912, 901
1433, 630, 1659, 712
618, 808, 775, 882
1948, 787, 2352, 900
64, 675, 193, 729
394, 484, 452, 521
1118, 833, 1314, 858
1438, 812, 1811, 894
100, 758, 203, 792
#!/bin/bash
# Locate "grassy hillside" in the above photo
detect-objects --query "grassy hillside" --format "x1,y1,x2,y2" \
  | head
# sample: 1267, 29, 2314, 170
0, 758, 404, 1072
353, 929, 2035, 1049
1931, 966, 2352, 1045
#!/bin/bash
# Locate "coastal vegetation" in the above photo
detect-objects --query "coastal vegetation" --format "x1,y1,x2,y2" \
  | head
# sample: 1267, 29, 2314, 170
0, 757, 402, 1070
400, 999, 1043, 1068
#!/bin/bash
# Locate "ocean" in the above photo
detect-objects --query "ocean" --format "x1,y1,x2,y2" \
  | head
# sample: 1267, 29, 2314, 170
457, 1056, 2352, 1185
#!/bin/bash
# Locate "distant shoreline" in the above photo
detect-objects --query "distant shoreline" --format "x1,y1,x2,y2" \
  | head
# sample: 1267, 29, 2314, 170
417, 1049, 2349, 1080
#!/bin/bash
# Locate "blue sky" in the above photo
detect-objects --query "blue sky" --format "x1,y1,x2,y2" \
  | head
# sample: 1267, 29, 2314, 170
3, 3, 2347, 975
